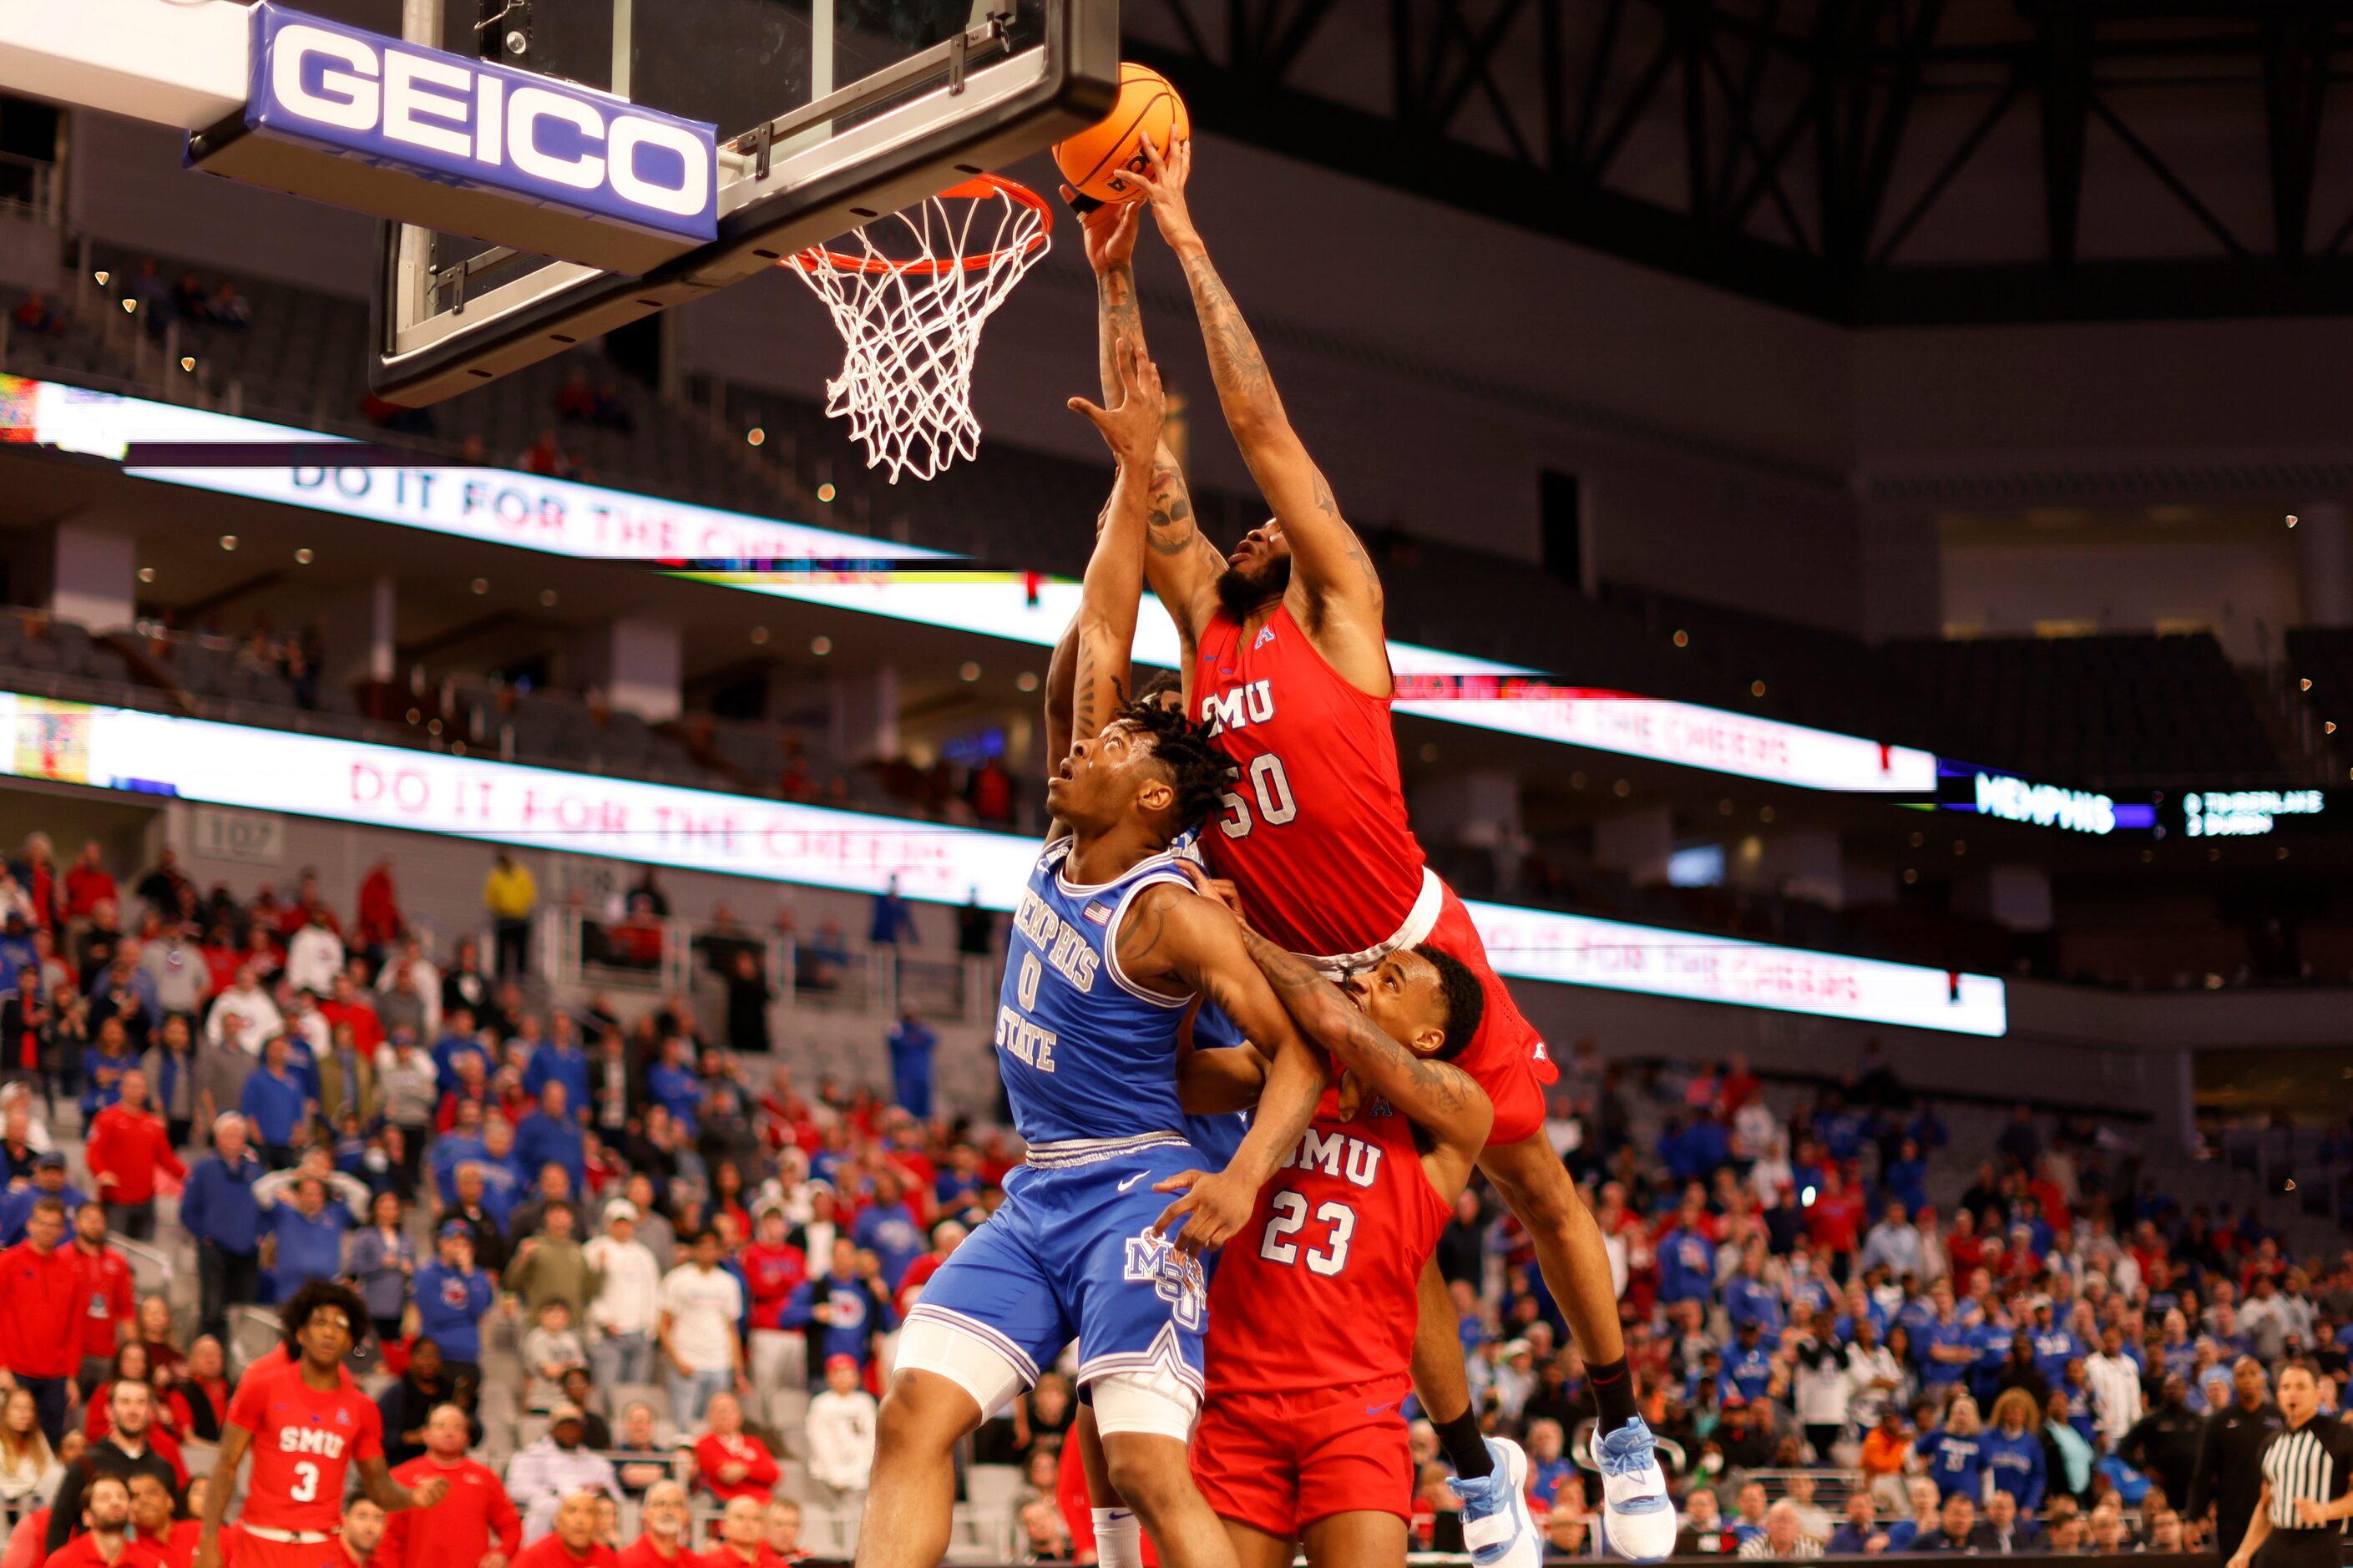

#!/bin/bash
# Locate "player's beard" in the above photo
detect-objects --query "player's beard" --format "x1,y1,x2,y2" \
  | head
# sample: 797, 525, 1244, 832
1216, 554, 1292, 620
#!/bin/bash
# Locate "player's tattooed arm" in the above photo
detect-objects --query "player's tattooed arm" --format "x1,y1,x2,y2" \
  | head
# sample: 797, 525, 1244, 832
1234, 925, 1492, 1161
1130, 135, 1388, 662
1131, 887, 1329, 1255
1076, 191, 1221, 647
1065, 336, 1166, 748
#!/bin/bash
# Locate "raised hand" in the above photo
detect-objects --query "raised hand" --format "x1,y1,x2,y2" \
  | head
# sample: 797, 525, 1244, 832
1065, 186, 1144, 275
1126, 134, 1201, 254
1066, 336, 1166, 468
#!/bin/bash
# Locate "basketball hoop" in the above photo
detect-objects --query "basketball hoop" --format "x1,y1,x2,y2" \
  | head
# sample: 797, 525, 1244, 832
784, 175, 1053, 484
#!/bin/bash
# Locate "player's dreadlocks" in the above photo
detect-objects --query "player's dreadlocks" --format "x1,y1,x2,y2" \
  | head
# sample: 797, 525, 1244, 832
1120, 694, 1233, 837
1409, 943, 1486, 1061
279, 1278, 370, 1353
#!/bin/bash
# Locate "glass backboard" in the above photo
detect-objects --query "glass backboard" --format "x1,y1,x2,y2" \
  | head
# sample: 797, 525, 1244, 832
371, 0, 1116, 404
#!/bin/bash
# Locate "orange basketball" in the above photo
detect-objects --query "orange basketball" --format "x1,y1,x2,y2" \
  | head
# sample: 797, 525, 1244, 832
1053, 63, 1191, 205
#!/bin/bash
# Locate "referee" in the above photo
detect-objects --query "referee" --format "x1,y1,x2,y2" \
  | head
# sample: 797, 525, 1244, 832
2226, 1362, 2353, 1568
2190, 1357, 2285, 1562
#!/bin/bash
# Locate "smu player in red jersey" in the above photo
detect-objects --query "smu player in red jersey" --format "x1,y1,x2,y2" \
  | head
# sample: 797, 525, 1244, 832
1181, 924, 1500, 1568
1079, 144, 1674, 1563
196, 1283, 448, 1568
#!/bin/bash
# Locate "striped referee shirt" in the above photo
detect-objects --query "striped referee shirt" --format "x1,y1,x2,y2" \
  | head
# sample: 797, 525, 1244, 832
2263, 1414, 2353, 1530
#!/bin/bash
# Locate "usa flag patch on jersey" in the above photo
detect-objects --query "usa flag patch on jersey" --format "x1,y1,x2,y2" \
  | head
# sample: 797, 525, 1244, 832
1082, 902, 1112, 925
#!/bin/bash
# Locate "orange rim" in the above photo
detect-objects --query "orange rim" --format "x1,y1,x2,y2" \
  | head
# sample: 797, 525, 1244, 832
789, 174, 1054, 277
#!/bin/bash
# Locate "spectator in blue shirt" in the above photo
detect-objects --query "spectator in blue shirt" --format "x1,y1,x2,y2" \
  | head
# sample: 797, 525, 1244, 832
432, 1009, 489, 1097
457, 1116, 526, 1225
934, 1145, 982, 1212
0, 1152, 85, 1246
180, 1112, 263, 1340
1524, 1419, 1576, 1510
2028, 1304, 2080, 1387
515, 1082, 587, 1194
867, 876, 917, 947
1723, 1252, 1784, 1336
885, 1013, 936, 1120
1719, 1321, 1775, 1403
414, 1222, 497, 1369
849, 1172, 924, 1291
524, 1019, 591, 1119
1859, 1200, 1924, 1279
80, 1016, 136, 1118
257, 1170, 360, 1300
647, 1039, 701, 1135
1915, 1396, 1987, 1501
1981, 1388, 2047, 1512
1924, 1294, 1976, 1389
1882, 1138, 1930, 1215
240, 1035, 311, 1167
1656, 1200, 1716, 1306
779, 1237, 898, 1373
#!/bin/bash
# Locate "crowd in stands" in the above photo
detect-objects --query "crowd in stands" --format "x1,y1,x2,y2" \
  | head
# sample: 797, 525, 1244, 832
0, 832, 2347, 1566
113, 258, 251, 341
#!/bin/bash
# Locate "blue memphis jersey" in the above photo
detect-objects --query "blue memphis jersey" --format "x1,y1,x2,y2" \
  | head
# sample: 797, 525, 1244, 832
996, 839, 1197, 1145
1182, 1001, 1252, 1169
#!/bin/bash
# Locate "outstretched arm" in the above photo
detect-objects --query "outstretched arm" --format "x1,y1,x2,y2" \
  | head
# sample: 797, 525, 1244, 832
1061, 336, 1168, 754
1234, 924, 1490, 1172
1131, 140, 1388, 664
1116, 886, 1328, 1255
1073, 193, 1223, 656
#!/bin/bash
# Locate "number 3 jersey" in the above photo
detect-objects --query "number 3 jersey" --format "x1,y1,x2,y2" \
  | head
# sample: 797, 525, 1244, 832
1203, 1083, 1450, 1398
1193, 603, 1428, 961
996, 837, 1197, 1146
225, 1360, 385, 1533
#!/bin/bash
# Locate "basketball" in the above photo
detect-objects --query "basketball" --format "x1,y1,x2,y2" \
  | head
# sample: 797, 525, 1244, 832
1053, 62, 1191, 205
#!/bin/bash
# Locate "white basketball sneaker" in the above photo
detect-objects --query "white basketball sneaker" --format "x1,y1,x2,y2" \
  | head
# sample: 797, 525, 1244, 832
1593, 1415, 1676, 1561
1447, 1435, 1541, 1568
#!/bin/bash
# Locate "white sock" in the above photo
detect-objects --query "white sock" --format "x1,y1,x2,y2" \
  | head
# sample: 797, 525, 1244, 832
1092, 1507, 1143, 1568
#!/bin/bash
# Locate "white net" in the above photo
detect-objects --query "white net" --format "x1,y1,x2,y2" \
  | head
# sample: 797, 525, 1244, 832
787, 178, 1051, 484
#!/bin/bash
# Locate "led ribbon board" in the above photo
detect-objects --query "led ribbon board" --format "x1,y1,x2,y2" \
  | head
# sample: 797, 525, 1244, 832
8, 376, 1941, 796
185, 4, 716, 274
0, 692, 2004, 1035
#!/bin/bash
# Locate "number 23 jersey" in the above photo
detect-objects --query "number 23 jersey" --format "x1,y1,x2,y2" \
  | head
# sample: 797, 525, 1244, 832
226, 1361, 385, 1533
1202, 1084, 1450, 1397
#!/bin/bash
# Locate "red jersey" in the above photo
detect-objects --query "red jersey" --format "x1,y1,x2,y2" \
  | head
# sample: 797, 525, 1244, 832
144, 1520, 200, 1568
89, 1109, 185, 1207
225, 1363, 384, 1534
1192, 604, 1426, 959
510, 1539, 616, 1568
375, 1456, 518, 1568
615, 1542, 696, 1568
42, 1535, 162, 1568
1203, 1085, 1450, 1398
73, 1244, 135, 1360
691, 1434, 779, 1505
0, 1242, 82, 1378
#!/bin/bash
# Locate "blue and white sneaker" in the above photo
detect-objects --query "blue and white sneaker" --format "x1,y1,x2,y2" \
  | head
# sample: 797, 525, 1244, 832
1592, 1415, 1676, 1560
1447, 1435, 1540, 1568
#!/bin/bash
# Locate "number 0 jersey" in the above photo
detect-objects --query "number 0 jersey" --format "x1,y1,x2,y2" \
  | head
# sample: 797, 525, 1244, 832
225, 1360, 385, 1534
995, 838, 1197, 1146
1202, 1083, 1450, 1397
1193, 603, 1428, 961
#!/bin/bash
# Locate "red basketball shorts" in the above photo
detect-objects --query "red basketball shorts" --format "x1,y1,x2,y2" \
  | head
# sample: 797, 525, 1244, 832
1192, 1378, 1416, 1537
1424, 882, 1554, 1149
226, 1534, 344, 1568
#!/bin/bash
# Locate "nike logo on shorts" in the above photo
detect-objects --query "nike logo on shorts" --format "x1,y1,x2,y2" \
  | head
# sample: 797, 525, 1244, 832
1367, 1401, 1395, 1416
1117, 1172, 1147, 1192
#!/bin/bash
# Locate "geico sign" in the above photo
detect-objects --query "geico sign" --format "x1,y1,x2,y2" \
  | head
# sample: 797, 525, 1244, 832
266, 22, 711, 219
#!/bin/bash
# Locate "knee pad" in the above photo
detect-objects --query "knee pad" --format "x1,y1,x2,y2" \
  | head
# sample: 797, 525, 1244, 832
893, 1312, 1030, 1419
1086, 1363, 1200, 1442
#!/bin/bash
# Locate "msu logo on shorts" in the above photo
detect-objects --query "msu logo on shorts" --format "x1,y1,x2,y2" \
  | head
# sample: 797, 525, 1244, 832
1121, 1230, 1206, 1330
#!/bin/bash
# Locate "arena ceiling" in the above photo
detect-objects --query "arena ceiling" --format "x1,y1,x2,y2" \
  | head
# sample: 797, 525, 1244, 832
1124, 0, 2353, 324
